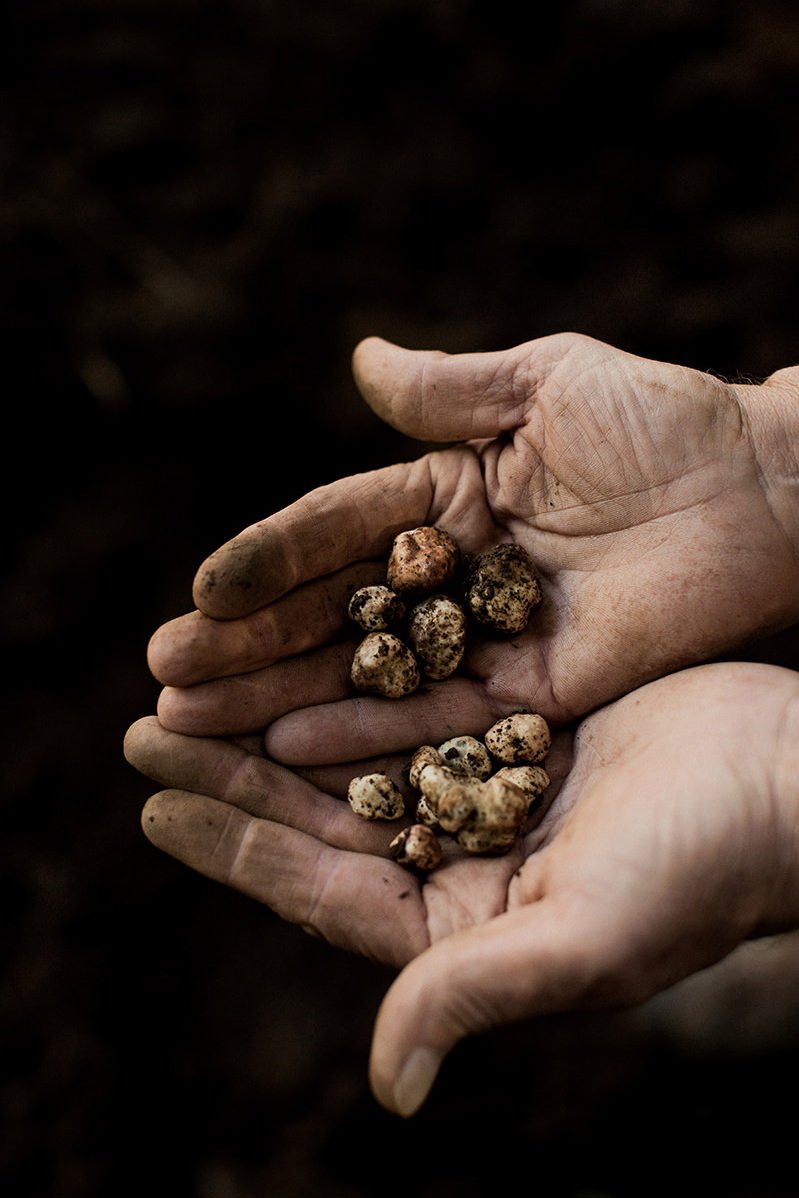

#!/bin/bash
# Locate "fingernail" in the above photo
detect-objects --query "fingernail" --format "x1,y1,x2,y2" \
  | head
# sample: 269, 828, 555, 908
393, 1046, 442, 1118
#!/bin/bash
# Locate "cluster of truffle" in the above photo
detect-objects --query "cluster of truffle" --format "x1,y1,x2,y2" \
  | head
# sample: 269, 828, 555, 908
348, 525, 542, 698
345, 525, 551, 872
347, 712, 552, 872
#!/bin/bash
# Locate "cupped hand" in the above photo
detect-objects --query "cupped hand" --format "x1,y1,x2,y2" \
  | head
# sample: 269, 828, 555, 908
124, 661, 799, 1117
149, 332, 798, 764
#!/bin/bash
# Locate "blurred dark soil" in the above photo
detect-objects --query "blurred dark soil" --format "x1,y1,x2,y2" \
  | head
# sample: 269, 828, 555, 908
3, 2, 799, 1195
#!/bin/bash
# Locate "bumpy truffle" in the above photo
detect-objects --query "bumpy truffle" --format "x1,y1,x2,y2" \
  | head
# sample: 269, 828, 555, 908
454, 775, 530, 855
493, 765, 550, 808
484, 712, 551, 764
351, 632, 420, 698
389, 823, 443, 872
463, 543, 542, 634
406, 595, 467, 680
348, 585, 406, 631
347, 773, 406, 820
436, 735, 493, 780
387, 526, 460, 595
408, 745, 442, 790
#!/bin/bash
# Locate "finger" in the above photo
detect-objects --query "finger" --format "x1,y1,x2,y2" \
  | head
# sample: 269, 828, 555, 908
141, 789, 428, 968
352, 335, 564, 442
295, 754, 412, 800
264, 677, 505, 766
192, 458, 436, 619
148, 560, 385, 686
155, 640, 357, 736
368, 896, 614, 1117
124, 715, 407, 854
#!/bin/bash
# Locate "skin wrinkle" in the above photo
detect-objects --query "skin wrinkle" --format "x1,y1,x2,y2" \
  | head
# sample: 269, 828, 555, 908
305, 488, 360, 562
417, 355, 436, 439
401, 454, 438, 527
614, 361, 689, 481
485, 359, 521, 433
319, 567, 361, 631
344, 689, 379, 760
525, 386, 614, 508
489, 440, 533, 527
240, 605, 280, 659
213, 803, 252, 886
511, 351, 536, 419
528, 334, 597, 405
517, 449, 753, 540
426, 446, 500, 551
425, 853, 520, 943
344, 477, 386, 556
248, 564, 369, 661
222, 750, 271, 812
461, 670, 510, 727
734, 383, 799, 568
765, 692, 799, 927
304, 846, 343, 939
422, 451, 439, 528
442, 453, 488, 536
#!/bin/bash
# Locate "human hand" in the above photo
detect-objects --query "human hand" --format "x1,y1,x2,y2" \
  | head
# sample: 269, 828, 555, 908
124, 660, 799, 1117
148, 333, 799, 765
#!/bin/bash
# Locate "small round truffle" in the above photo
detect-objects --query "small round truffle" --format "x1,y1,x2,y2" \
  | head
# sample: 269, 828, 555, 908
463, 543, 542, 634
484, 712, 551, 764
347, 773, 406, 821
348, 585, 406, 631
389, 823, 443, 872
387, 526, 460, 595
436, 735, 493, 780
351, 632, 420, 699
406, 595, 467, 680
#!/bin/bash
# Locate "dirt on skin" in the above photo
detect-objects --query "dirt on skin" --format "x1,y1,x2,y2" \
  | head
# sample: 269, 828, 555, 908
6, 2, 799, 1196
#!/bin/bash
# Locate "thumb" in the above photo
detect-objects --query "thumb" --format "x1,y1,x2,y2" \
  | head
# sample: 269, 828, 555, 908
368, 898, 607, 1118
352, 336, 540, 442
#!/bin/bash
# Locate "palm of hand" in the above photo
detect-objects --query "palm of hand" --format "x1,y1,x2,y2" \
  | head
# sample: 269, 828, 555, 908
127, 661, 794, 985
443, 335, 767, 719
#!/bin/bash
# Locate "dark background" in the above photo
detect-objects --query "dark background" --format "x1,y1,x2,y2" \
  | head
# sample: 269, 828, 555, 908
4, 1, 799, 1195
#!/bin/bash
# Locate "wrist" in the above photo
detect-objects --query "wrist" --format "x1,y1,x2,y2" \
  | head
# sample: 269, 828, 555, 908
734, 366, 799, 563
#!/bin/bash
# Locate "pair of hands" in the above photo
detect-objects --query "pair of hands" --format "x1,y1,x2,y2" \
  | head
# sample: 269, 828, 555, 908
124, 331, 799, 1116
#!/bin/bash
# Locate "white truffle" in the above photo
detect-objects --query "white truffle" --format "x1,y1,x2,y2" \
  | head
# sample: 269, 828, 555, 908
435, 778, 481, 834
493, 764, 550, 806
463, 543, 542, 634
414, 793, 440, 828
414, 762, 483, 834
347, 773, 406, 821
348, 585, 406, 631
408, 745, 442, 790
454, 775, 529, 855
415, 761, 464, 817
406, 595, 467, 680
436, 735, 493, 780
387, 526, 460, 595
484, 712, 551, 764
351, 632, 420, 699
389, 824, 443, 872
